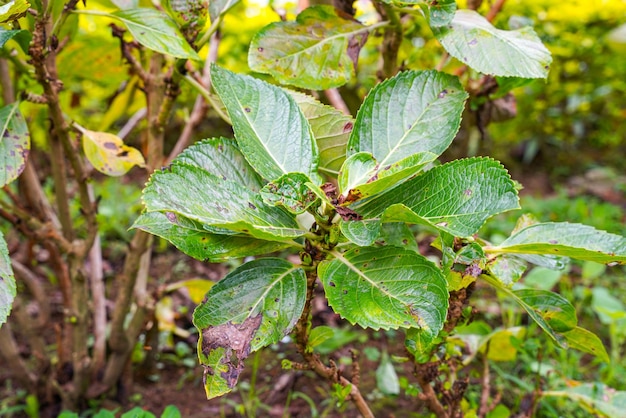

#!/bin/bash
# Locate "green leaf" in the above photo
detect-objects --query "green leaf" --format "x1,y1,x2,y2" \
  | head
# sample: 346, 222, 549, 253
561, 327, 609, 363
0, 232, 16, 328
347, 70, 467, 187
111, 8, 200, 60
287, 89, 354, 176
319, 247, 448, 331
339, 152, 436, 202
211, 65, 320, 182
491, 223, 626, 265
483, 274, 576, 348
0, 0, 30, 23
351, 158, 520, 237
307, 326, 335, 353
426, 0, 456, 27
376, 351, 400, 395
78, 126, 145, 177
163, 0, 207, 30
175, 138, 263, 192
379, 223, 418, 252
0, 103, 30, 187
160, 405, 182, 418
486, 255, 527, 286
193, 259, 306, 398
209, 0, 239, 22
432, 10, 552, 79
543, 383, 626, 418
133, 212, 293, 261
260, 173, 318, 215
142, 163, 306, 241
0, 28, 31, 52
339, 219, 381, 247
405, 326, 442, 361
249, 5, 368, 90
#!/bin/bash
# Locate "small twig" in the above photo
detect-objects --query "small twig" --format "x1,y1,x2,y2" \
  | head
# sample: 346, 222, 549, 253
167, 32, 221, 163
323, 88, 351, 116
486, 0, 507, 22
478, 352, 491, 417
110, 24, 149, 82
117, 107, 147, 139
375, 3, 403, 79
12, 260, 51, 330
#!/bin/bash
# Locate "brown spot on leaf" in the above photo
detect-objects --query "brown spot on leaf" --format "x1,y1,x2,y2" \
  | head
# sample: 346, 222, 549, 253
104, 142, 118, 150
202, 315, 262, 389
343, 122, 353, 133
165, 212, 178, 223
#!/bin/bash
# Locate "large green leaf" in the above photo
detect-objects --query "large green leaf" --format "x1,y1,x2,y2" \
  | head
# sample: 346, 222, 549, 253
490, 223, 626, 265
287, 89, 354, 177
193, 259, 306, 398
111, 8, 200, 60
350, 158, 520, 237
0, 28, 31, 52
249, 5, 368, 90
0, 103, 30, 187
432, 10, 552, 79
347, 71, 467, 189
175, 138, 263, 192
319, 247, 448, 332
142, 163, 306, 241
543, 383, 626, 418
211, 65, 320, 183
133, 212, 294, 261
0, 232, 16, 327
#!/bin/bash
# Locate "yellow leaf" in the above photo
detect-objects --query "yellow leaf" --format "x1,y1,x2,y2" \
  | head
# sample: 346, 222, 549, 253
166, 278, 214, 304
78, 126, 145, 176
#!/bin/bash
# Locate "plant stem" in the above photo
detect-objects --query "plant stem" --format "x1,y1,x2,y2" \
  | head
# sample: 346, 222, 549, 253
376, 3, 403, 79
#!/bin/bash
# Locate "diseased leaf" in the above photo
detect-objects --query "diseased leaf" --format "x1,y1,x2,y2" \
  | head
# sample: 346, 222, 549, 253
143, 163, 306, 241
175, 138, 263, 192
111, 8, 200, 60
426, 0, 456, 27
340, 152, 436, 202
379, 223, 418, 252
249, 5, 368, 90
319, 247, 448, 331
491, 223, 626, 265
287, 89, 353, 176
562, 327, 609, 363
133, 212, 293, 261
0, 232, 16, 327
0, 28, 31, 52
481, 327, 526, 362
432, 10, 552, 79
78, 126, 145, 176
0, 0, 30, 23
163, 0, 208, 30
405, 326, 442, 361
211, 65, 320, 183
260, 173, 318, 215
193, 259, 306, 399
350, 158, 520, 237
347, 71, 467, 186
0, 103, 30, 187
338, 152, 377, 197
486, 255, 527, 286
